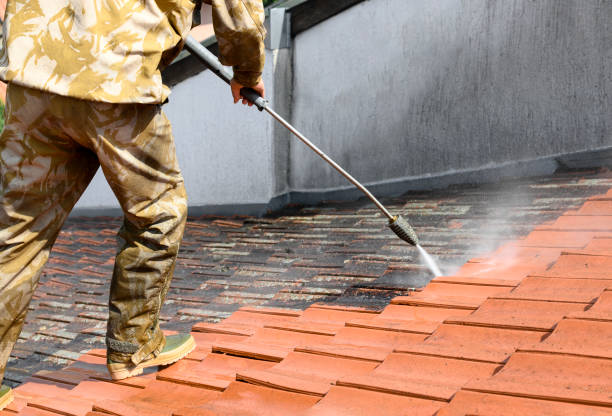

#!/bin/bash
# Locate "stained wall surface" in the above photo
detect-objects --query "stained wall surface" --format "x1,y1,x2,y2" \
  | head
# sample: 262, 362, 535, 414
289, 0, 611, 191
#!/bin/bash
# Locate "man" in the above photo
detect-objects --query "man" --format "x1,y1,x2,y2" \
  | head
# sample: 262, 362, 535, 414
0, 0, 266, 408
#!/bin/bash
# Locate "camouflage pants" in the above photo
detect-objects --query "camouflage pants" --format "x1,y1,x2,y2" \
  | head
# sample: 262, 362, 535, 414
0, 84, 187, 383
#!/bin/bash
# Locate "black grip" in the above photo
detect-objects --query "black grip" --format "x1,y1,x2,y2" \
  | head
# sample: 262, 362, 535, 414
240, 87, 267, 112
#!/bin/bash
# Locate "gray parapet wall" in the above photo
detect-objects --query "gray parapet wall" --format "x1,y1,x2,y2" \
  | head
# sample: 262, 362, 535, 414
73, 0, 612, 216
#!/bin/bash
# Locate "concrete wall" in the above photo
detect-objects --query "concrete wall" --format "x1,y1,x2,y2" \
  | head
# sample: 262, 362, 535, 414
289, 0, 611, 192
75, 0, 612, 214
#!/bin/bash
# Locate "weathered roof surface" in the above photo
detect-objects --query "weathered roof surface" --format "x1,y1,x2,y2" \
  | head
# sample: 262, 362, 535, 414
3, 168, 612, 415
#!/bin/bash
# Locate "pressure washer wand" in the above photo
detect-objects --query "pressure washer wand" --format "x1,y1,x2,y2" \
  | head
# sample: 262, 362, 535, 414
184, 36, 419, 246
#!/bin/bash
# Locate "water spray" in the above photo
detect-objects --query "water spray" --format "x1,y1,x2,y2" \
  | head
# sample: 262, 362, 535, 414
184, 36, 442, 277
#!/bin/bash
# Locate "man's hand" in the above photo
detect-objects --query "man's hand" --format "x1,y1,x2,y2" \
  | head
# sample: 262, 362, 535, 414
231, 79, 265, 107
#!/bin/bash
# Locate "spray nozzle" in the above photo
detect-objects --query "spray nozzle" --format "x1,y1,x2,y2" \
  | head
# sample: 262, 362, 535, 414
389, 215, 419, 246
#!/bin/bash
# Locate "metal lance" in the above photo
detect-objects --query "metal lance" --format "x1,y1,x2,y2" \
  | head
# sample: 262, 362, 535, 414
183, 36, 420, 247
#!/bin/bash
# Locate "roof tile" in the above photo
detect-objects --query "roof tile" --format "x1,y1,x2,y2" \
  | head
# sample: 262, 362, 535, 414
464, 352, 612, 407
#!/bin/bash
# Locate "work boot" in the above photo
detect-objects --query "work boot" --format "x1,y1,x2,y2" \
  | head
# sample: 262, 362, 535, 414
0, 385, 13, 411
107, 333, 195, 380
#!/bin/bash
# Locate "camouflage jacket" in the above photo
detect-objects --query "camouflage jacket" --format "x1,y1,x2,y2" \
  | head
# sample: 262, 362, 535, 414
0, 0, 265, 104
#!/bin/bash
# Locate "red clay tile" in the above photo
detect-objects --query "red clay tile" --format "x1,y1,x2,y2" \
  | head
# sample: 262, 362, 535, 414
379, 304, 473, 322
391, 280, 512, 309
464, 352, 612, 407
239, 306, 302, 317
299, 307, 379, 324
537, 253, 612, 279
222, 309, 300, 327
550, 214, 612, 231
445, 299, 587, 331
502, 276, 611, 303
157, 353, 274, 390
520, 230, 612, 248
432, 275, 518, 287
32, 369, 91, 386
212, 327, 333, 361
13, 379, 93, 416
236, 351, 377, 396
575, 200, 612, 215
264, 321, 342, 336
15, 407, 68, 416
192, 322, 257, 337
453, 263, 541, 282
295, 344, 390, 362
567, 289, 612, 321
438, 390, 612, 416
396, 324, 544, 363
301, 385, 444, 416
345, 317, 438, 334
337, 352, 500, 401
519, 318, 612, 359
93, 380, 221, 416
173, 382, 320, 416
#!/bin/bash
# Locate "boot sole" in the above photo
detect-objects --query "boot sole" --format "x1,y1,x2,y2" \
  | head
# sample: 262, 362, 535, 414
107, 334, 196, 380
0, 389, 13, 411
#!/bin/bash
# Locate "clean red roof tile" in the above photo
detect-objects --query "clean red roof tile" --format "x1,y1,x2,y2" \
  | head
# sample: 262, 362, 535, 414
222, 309, 300, 327
575, 200, 612, 215
13, 379, 93, 416
302, 386, 444, 416
174, 382, 320, 416
519, 318, 612, 359
93, 380, 221, 416
567, 289, 612, 321
337, 353, 500, 401
263, 321, 343, 336
432, 275, 518, 287
464, 352, 612, 407
295, 344, 390, 363
438, 390, 612, 416
392, 281, 512, 309
537, 253, 612, 279
446, 298, 587, 331
157, 353, 274, 390
345, 317, 439, 334
212, 327, 333, 362
236, 351, 377, 396
520, 230, 612, 248
549, 215, 612, 231
502, 276, 611, 303
379, 304, 473, 322
396, 324, 544, 363
192, 322, 257, 337
453, 262, 537, 282
298, 307, 379, 324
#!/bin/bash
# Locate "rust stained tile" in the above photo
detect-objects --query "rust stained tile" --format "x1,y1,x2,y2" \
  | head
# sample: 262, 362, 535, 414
236, 351, 377, 396
438, 390, 612, 416
174, 382, 320, 416
301, 386, 444, 416
396, 324, 545, 363
567, 290, 612, 321
501, 276, 611, 303
519, 318, 612, 359
464, 352, 612, 407
337, 353, 500, 401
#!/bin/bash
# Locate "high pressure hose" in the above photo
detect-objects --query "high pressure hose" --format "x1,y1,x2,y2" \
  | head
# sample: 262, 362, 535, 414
184, 36, 420, 247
